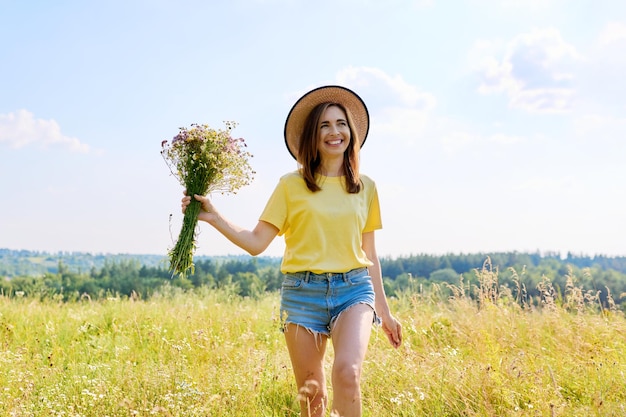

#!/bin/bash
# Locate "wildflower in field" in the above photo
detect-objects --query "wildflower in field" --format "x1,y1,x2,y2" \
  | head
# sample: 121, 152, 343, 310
161, 122, 255, 277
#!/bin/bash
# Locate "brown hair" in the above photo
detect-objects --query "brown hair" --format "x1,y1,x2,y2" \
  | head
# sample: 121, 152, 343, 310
298, 103, 362, 193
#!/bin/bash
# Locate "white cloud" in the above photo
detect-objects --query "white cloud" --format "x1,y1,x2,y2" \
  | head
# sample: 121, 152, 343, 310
333, 66, 526, 155
573, 22, 626, 120
510, 87, 575, 113
473, 28, 582, 113
337, 66, 436, 111
335, 66, 437, 146
598, 22, 626, 46
0, 109, 91, 153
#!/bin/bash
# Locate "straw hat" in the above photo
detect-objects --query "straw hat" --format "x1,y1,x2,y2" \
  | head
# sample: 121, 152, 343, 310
284, 85, 370, 160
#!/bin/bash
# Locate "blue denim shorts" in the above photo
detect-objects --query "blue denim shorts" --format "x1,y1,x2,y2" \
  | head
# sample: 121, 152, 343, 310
280, 267, 377, 336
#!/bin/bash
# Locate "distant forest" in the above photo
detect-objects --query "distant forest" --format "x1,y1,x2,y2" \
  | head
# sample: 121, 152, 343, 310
2, 248, 626, 309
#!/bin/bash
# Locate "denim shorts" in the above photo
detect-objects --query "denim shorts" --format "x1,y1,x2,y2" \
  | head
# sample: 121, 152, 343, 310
280, 267, 378, 336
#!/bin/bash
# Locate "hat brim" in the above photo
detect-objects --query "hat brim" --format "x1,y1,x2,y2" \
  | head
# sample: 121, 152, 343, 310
284, 85, 369, 161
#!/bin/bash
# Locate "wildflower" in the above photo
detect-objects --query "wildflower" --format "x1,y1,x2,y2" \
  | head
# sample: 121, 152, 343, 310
161, 122, 255, 277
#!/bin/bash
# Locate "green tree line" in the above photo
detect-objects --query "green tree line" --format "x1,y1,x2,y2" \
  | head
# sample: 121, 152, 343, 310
1, 257, 282, 301
2, 249, 626, 308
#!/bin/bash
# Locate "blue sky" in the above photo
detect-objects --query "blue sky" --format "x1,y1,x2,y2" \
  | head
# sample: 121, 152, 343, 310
1, 0, 625, 259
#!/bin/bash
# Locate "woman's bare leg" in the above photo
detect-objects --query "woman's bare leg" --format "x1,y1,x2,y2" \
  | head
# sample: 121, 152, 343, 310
284, 323, 329, 417
330, 304, 374, 417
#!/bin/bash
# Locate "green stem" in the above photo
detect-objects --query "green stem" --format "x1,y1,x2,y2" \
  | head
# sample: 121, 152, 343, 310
169, 199, 202, 278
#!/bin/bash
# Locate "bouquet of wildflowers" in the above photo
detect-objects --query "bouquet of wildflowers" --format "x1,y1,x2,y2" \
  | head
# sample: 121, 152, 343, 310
161, 122, 254, 278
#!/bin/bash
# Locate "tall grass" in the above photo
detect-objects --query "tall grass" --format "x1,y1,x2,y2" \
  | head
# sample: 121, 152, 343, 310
1, 264, 626, 416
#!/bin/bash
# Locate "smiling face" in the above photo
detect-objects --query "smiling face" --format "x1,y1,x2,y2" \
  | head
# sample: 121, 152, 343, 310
317, 104, 351, 162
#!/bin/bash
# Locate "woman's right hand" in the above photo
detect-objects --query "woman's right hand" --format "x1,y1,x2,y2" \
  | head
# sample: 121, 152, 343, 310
181, 190, 279, 256
181, 191, 217, 222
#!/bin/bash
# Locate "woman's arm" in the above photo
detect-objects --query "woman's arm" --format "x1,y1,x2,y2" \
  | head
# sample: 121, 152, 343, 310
182, 193, 279, 256
362, 231, 403, 348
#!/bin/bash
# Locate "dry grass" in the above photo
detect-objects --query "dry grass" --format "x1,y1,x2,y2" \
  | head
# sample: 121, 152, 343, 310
1, 265, 626, 416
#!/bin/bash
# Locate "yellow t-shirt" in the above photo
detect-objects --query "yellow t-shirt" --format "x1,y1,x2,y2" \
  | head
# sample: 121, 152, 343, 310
259, 171, 382, 274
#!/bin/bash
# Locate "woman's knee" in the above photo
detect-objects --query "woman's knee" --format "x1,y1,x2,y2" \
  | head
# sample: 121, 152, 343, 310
332, 361, 361, 391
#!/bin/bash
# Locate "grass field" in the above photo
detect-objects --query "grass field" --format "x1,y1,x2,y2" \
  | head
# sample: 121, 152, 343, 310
1, 265, 626, 416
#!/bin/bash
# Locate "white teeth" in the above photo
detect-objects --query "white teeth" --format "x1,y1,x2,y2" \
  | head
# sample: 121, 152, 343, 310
328, 140, 342, 145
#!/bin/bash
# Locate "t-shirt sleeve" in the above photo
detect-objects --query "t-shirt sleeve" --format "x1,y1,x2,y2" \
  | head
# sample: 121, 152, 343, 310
259, 178, 288, 236
363, 183, 382, 233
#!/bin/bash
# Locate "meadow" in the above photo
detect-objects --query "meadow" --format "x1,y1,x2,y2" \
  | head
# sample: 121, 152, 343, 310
1, 263, 625, 416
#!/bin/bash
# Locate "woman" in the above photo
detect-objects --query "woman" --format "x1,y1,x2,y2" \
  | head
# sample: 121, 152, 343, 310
182, 85, 402, 417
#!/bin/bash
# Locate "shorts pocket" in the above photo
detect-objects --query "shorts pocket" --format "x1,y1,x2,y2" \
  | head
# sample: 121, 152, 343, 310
348, 274, 372, 286
281, 277, 303, 289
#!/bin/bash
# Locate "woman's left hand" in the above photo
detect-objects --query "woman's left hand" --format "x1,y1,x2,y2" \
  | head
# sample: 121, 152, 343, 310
381, 314, 402, 348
